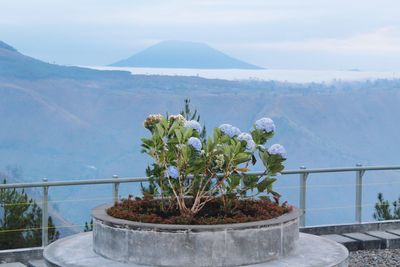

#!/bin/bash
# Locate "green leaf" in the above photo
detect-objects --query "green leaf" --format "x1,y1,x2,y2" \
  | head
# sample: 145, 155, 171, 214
228, 174, 241, 190
267, 154, 285, 174
257, 177, 277, 193
207, 137, 213, 152
155, 123, 165, 137
174, 129, 182, 143
213, 128, 220, 142
160, 116, 168, 129
168, 121, 179, 135
234, 141, 241, 154
182, 145, 190, 160
183, 128, 193, 139
259, 150, 269, 168
243, 174, 259, 188
233, 153, 250, 164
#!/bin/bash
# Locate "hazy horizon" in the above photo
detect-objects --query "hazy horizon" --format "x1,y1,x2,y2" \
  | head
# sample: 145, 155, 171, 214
2, 0, 400, 71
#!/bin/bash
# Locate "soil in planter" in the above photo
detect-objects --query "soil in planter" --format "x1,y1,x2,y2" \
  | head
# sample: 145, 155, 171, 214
107, 197, 292, 225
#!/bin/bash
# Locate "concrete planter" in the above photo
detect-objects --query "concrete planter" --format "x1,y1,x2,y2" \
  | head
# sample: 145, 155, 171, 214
91, 204, 300, 267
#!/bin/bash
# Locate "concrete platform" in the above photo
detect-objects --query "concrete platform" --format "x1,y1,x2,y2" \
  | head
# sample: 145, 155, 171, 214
0, 263, 26, 267
27, 260, 46, 267
42, 232, 348, 267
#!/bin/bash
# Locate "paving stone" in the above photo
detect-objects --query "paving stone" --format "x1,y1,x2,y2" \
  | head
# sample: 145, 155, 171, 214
365, 231, 400, 249
342, 232, 383, 250
321, 234, 360, 251
386, 229, 400, 236
0, 263, 26, 267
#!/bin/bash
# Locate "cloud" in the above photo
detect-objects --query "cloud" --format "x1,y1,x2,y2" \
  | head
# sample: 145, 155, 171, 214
0, 0, 308, 28
245, 27, 400, 55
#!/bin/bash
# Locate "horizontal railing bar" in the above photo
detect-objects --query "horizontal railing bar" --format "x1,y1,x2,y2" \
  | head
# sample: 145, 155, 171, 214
0, 177, 148, 189
281, 165, 400, 174
1, 165, 400, 190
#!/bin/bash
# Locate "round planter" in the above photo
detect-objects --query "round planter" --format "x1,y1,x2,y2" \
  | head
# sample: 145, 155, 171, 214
92, 204, 300, 267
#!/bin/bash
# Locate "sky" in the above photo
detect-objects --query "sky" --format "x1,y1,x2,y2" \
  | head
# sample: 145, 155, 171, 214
1, 0, 400, 70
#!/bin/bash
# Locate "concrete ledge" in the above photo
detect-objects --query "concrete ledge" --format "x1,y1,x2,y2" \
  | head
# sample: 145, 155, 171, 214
301, 219, 400, 235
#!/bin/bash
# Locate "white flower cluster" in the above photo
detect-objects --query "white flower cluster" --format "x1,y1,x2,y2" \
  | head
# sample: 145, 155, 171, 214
169, 114, 186, 123
268, 144, 286, 157
219, 124, 241, 137
238, 132, 256, 150
184, 120, 202, 133
255, 117, 275, 133
143, 114, 163, 129
188, 137, 202, 151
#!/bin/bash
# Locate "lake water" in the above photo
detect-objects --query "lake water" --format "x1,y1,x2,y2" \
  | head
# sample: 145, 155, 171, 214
87, 66, 400, 83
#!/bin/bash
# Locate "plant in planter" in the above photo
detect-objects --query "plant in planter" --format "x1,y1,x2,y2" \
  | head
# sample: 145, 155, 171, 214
98, 114, 300, 267
109, 113, 289, 224
44, 112, 348, 267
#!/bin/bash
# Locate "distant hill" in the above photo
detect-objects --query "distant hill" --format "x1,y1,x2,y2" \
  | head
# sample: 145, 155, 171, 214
0, 41, 130, 80
111, 40, 262, 69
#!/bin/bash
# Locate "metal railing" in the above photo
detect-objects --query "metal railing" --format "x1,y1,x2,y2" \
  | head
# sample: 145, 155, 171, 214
1, 164, 400, 247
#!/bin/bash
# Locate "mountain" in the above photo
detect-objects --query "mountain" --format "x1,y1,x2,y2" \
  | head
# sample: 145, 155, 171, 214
0, 41, 131, 80
111, 40, 262, 69
1, 40, 400, 226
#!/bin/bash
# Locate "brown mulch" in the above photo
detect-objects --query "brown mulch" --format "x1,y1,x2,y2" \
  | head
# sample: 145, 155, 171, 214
107, 197, 292, 225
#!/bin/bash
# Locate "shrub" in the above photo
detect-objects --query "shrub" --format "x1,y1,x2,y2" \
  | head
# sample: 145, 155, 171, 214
141, 114, 286, 218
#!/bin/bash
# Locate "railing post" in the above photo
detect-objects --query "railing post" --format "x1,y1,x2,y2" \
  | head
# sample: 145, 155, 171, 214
42, 178, 49, 247
112, 175, 119, 204
355, 163, 365, 223
299, 166, 309, 227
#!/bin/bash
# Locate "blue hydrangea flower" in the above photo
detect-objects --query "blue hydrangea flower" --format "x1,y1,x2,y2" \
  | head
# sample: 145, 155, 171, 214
184, 120, 202, 133
188, 137, 202, 151
246, 140, 256, 150
268, 144, 286, 157
255, 117, 275, 133
230, 126, 241, 137
238, 133, 256, 150
166, 166, 179, 178
219, 124, 241, 137
219, 123, 231, 131
238, 132, 253, 142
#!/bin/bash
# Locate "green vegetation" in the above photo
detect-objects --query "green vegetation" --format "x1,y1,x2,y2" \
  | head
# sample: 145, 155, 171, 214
0, 172, 59, 249
373, 192, 400, 221
140, 106, 286, 218
84, 219, 93, 232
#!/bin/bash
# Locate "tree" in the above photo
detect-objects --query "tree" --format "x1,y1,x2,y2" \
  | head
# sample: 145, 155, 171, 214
0, 175, 59, 249
84, 219, 93, 232
373, 192, 400, 221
